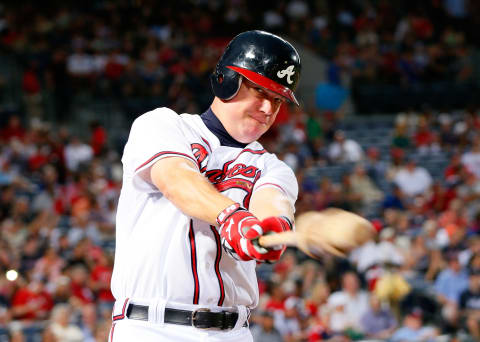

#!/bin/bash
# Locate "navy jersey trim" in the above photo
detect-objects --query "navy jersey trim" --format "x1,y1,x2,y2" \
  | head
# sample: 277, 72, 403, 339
210, 225, 225, 306
188, 220, 200, 304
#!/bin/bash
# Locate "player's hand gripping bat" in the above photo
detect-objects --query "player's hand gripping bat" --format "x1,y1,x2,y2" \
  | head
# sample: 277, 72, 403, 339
258, 208, 375, 258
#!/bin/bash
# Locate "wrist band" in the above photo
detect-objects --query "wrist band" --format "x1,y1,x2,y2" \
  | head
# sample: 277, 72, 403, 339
216, 203, 241, 225
279, 216, 294, 231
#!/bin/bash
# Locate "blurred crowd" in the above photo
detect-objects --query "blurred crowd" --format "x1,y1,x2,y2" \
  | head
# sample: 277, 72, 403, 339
253, 101, 480, 341
1, 0, 479, 121
1, 0, 480, 341
0, 115, 117, 341
1, 104, 480, 342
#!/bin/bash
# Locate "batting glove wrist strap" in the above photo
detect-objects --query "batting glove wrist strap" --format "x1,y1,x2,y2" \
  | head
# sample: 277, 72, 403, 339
216, 203, 242, 226
279, 216, 294, 231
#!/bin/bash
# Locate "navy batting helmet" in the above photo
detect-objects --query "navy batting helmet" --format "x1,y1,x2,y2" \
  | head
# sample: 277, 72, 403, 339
211, 30, 301, 105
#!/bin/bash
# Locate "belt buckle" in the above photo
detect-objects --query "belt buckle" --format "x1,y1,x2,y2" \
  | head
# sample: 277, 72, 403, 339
191, 308, 212, 329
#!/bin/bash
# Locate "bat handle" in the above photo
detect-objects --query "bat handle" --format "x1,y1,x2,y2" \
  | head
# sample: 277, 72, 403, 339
258, 231, 297, 248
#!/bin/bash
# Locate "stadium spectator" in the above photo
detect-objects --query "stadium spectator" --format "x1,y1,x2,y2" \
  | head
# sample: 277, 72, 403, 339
328, 130, 364, 163
438, 113, 458, 150
349, 163, 384, 211
44, 303, 84, 342
324, 290, 353, 335
68, 264, 95, 307
382, 184, 406, 211
78, 304, 98, 342
360, 294, 397, 339
0, 116, 25, 143
88, 250, 114, 308
413, 116, 439, 155
461, 134, 480, 178
273, 296, 302, 341
390, 307, 438, 342
459, 269, 480, 340
281, 142, 301, 172
326, 271, 369, 334
434, 251, 469, 314
393, 158, 433, 198
89, 121, 107, 157
67, 47, 95, 79
251, 310, 283, 342
304, 281, 330, 318
377, 227, 405, 268
22, 62, 43, 120
64, 136, 94, 173
32, 247, 65, 291
11, 278, 54, 321
51, 275, 72, 306
263, 281, 286, 312
364, 146, 388, 187
391, 122, 411, 150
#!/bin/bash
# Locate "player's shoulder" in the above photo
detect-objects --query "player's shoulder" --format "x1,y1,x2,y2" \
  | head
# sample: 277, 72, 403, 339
132, 107, 180, 127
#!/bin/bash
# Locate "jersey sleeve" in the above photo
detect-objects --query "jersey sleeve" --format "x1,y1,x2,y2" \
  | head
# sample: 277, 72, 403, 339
252, 155, 298, 211
122, 108, 197, 192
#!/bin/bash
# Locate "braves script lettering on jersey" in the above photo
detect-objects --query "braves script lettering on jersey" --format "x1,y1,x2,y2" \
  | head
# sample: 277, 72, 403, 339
110, 107, 297, 341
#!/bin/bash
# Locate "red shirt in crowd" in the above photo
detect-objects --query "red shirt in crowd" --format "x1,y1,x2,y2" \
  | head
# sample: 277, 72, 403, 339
71, 281, 95, 304
22, 70, 41, 94
414, 128, 434, 147
90, 125, 107, 156
0, 117, 26, 142
90, 264, 115, 302
11, 286, 54, 320
264, 298, 285, 311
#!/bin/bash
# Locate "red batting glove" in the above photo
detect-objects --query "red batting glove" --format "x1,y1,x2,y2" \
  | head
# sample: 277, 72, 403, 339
217, 204, 292, 263
217, 204, 261, 261
244, 216, 293, 263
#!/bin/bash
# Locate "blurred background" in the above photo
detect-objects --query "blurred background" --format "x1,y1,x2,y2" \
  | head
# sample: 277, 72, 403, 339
0, 0, 480, 341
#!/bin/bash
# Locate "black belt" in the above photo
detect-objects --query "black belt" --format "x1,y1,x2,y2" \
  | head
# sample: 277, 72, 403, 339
126, 304, 246, 330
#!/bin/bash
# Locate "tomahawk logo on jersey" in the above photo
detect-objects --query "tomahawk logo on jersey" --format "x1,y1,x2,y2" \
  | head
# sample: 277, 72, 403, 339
112, 107, 297, 310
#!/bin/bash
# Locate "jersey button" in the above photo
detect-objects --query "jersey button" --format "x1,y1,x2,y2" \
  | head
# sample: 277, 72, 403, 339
205, 262, 210, 268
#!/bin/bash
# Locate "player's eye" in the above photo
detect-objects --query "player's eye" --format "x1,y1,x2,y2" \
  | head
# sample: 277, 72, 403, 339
254, 87, 265, 95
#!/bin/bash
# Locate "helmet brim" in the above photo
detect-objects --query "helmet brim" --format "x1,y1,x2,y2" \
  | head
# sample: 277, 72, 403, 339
227, 66, 299, 106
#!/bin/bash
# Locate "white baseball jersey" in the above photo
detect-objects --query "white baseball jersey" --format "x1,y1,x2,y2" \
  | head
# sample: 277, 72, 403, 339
111, 107, 298, 310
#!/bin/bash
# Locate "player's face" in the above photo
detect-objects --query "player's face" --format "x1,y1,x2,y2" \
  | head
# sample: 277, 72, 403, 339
227, 79, 286, 143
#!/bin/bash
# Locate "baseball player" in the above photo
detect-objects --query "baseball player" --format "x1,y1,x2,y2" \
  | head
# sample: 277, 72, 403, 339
109, 30, 301, 342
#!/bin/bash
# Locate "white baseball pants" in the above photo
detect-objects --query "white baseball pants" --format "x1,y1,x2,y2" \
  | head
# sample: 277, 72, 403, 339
108, 319, 253, 342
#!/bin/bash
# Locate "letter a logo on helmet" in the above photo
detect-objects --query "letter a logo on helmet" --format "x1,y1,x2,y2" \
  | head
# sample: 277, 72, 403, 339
211, 30, 301, 105
277, 65, 296, 85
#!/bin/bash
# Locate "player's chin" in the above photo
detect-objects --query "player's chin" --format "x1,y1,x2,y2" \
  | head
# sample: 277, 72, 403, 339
241, 125, 268, 142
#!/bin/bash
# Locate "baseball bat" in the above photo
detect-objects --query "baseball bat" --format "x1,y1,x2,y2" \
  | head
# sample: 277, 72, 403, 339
258, 208, 375, 258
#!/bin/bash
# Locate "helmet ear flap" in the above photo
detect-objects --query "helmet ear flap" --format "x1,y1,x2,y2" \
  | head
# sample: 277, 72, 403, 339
210, 66, 242, 101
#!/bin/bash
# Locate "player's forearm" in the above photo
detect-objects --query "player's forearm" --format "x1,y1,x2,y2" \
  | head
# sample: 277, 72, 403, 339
249, 187, 294, 221
151, 157, 235, 224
